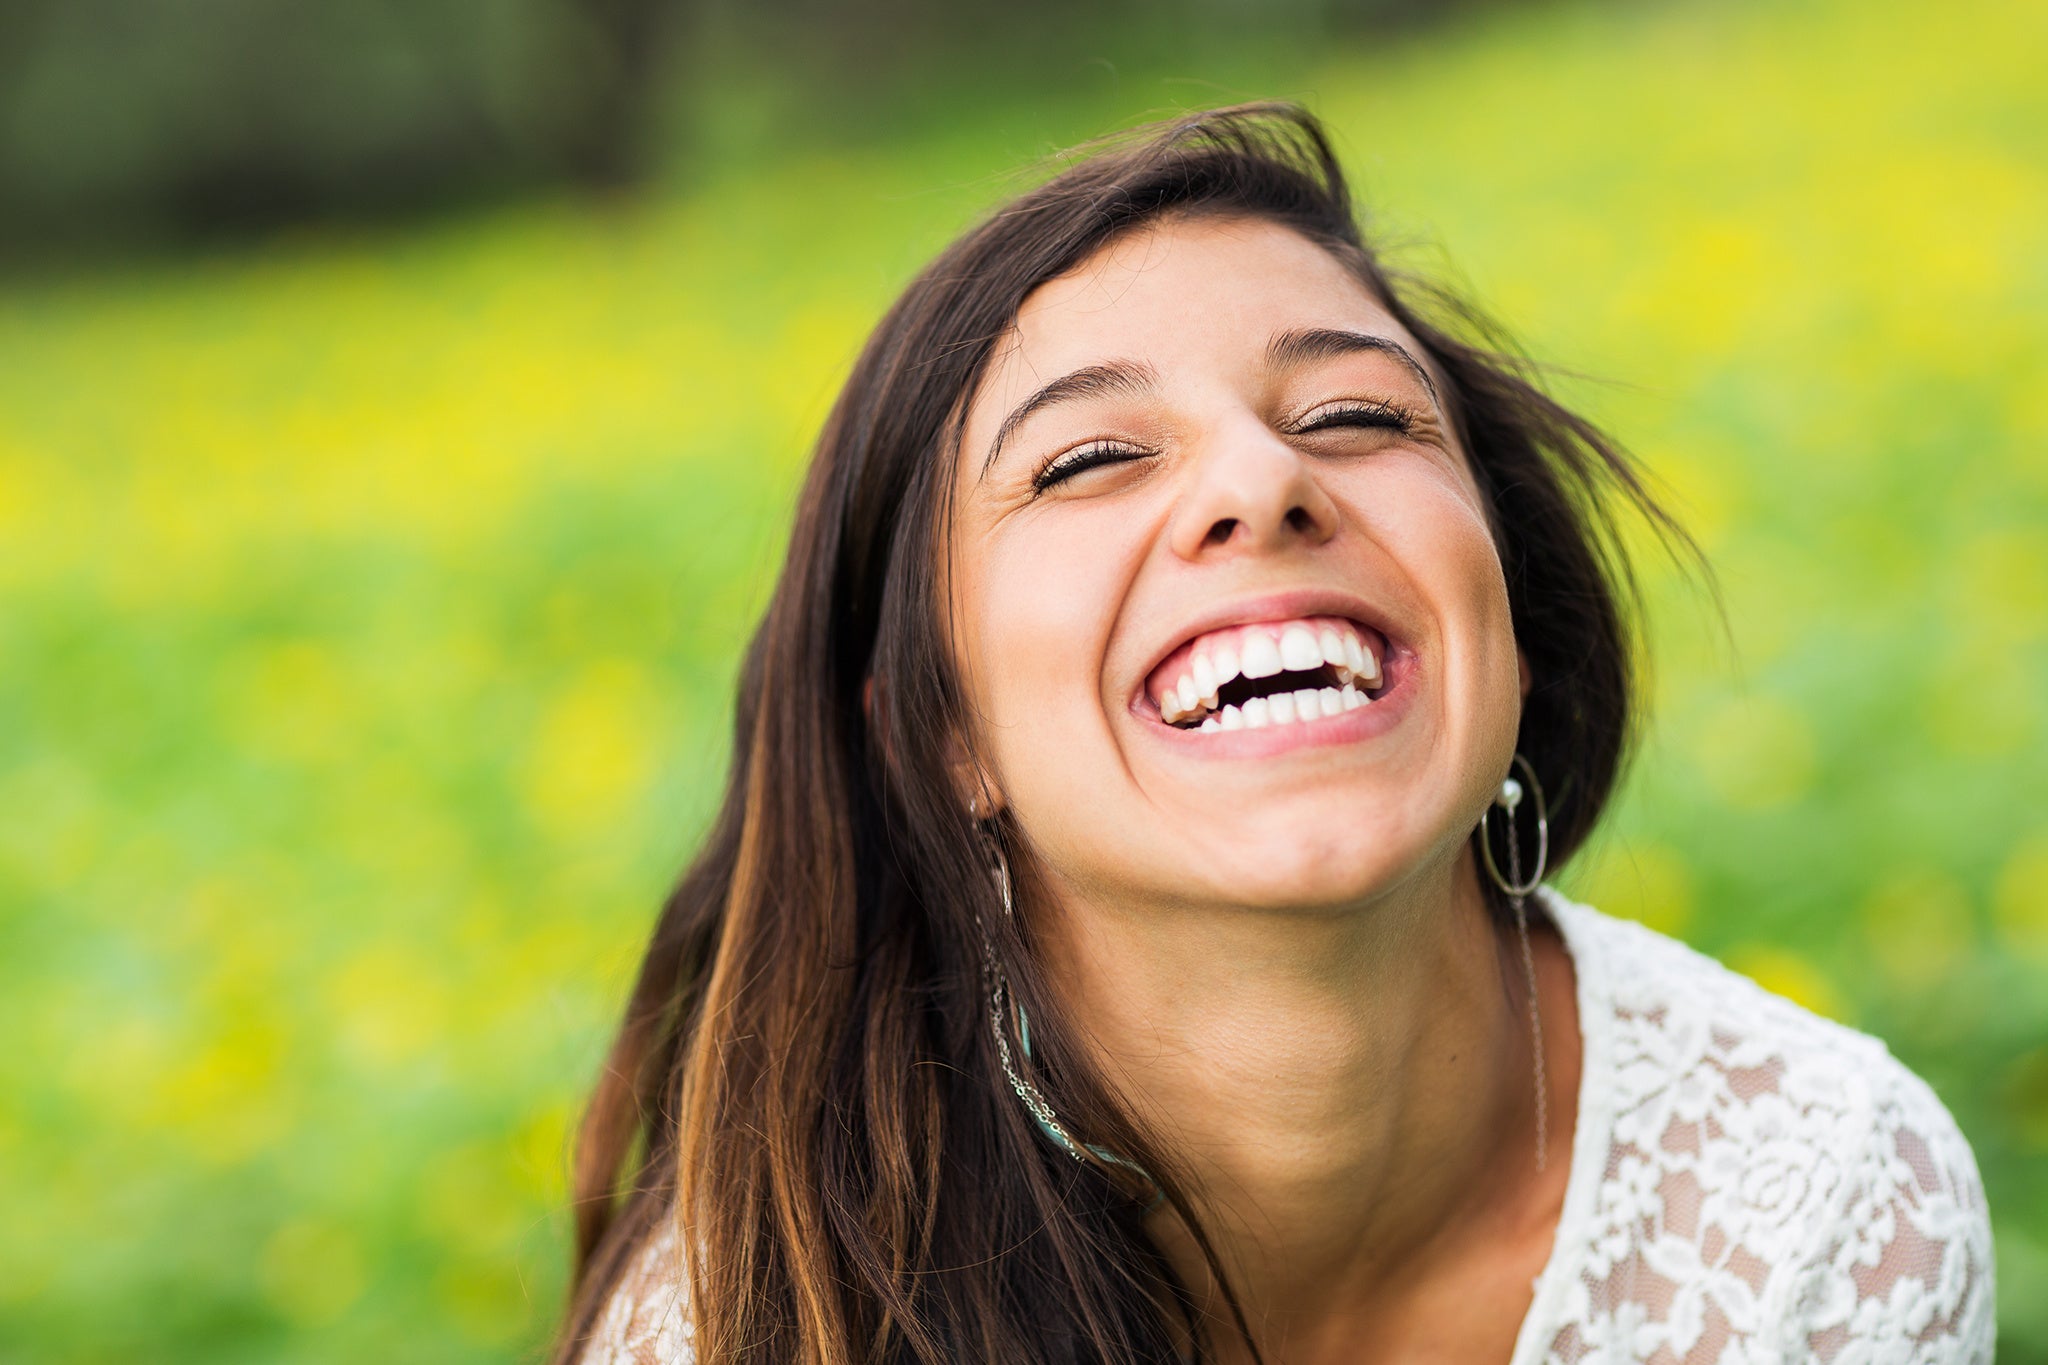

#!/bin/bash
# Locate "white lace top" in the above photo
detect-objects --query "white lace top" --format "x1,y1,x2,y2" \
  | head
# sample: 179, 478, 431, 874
578, 891, 1996, 1364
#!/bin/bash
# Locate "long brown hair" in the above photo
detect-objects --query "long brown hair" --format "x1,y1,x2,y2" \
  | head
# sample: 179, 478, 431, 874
548, 103, 1691, 1365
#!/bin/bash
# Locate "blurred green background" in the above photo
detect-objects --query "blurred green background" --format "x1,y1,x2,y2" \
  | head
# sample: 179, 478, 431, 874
2, 0, 2044, 1359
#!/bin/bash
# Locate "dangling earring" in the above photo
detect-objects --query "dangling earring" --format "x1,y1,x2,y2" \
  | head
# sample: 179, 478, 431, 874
974, 830, 1091, 1162
1479, 752, 1551, 1173
971, 818, 1159, 1196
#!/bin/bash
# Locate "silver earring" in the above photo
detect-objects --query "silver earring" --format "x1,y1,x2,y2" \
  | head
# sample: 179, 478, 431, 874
1480, 752, 1550, 1173
977, 834, 1086, 1162
976, 834, 1159, 1194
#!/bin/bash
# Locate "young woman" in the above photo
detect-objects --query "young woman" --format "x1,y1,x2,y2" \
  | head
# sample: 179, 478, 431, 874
550, 105, 1995, 1365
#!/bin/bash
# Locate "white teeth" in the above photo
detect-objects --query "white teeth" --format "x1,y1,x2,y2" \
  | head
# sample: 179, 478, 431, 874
1155, 620, 1387, 732
1279, 624, 1321, 673
1240, 633, 1283, 679
1357, 636, 1383, 685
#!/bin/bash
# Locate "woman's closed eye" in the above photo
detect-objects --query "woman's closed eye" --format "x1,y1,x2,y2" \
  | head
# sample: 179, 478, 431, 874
1288, 397, 1418, 437
1032, 440, 1153, 493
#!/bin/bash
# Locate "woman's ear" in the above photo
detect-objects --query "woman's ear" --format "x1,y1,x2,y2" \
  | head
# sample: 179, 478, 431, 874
942, 723, 1005, 821
869, 673, 1006, 818
1517, 648, 1533, 702
949, 743, 1006, 822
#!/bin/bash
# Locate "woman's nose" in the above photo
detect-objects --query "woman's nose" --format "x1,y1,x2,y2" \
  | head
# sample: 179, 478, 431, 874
1166, 421, 1340, 560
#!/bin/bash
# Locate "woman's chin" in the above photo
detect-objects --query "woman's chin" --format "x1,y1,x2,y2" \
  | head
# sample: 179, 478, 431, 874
1143, 826, 1452, 915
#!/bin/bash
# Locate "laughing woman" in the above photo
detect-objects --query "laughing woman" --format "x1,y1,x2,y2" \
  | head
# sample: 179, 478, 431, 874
550, 106, 1994, 1365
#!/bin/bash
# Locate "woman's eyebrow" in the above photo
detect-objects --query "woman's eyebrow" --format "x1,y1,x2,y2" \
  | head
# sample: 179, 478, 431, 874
1264, 327, 1441, 405
982, 358, 1160, 476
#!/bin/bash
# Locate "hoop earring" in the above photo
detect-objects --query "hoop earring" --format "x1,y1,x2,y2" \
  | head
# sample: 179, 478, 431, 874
975, 832, 1159, 1197
1480, 752, 1551, 1173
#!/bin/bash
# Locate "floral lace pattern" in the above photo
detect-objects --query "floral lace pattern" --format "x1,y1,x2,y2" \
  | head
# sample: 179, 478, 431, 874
1520, 892, 1994, 1365
581, 1217, 693, 1365
577, 892, 1995, 1365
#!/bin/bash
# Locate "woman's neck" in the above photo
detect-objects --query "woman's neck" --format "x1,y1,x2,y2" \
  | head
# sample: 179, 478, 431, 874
1042, 853, 1559, 1361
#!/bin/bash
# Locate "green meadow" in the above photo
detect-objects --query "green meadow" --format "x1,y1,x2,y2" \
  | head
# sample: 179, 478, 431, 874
1, 0, 2043, 1358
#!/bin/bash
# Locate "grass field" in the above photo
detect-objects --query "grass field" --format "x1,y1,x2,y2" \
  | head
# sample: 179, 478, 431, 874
1, 0, 2044, 1358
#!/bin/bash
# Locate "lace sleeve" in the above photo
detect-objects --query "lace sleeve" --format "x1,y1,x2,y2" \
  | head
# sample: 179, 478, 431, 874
575, 1218, 697, 1365
1792, 1064, 1996, 1362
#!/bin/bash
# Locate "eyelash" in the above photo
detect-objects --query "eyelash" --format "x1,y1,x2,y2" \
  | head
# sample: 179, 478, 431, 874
1031, 439, 1149, 492
1299, 398, 1416, 434
1030, 399, 1418, 493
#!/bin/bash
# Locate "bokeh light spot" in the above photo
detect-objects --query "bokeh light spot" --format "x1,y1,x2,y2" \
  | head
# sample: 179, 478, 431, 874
218, 639, 359, 767
1574, 841, 1696, 937
520, 657, 669, 841
1725, 945, 1850, 1023
1858, 868, 1975, 991
1924, 641, 2040, 759
258, 1219, 367, 1327
435, 1259, 533, 1346
1688, 693, 1818, 810
324, 942, 454, 1070
2004, 1047, 2048, 1152
419, 1141, 529, 1258
1993, 831, 2048, 964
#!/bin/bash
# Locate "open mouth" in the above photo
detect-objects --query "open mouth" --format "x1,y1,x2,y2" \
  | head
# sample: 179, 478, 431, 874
1144, 615, 1393, 733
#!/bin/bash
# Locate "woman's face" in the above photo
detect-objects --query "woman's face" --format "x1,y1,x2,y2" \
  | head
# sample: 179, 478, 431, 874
947, 214, 1523, 915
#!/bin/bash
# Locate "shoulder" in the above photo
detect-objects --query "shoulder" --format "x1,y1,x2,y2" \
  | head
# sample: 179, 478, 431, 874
574, 1215, 698, 1365
1540, 890, 1997, 1363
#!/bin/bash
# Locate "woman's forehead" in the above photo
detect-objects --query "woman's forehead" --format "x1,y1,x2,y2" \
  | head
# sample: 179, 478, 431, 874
1025, 215, 1377, 323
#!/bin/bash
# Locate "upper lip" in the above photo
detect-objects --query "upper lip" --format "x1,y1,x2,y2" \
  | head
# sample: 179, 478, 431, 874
1131, 586, 1407, 711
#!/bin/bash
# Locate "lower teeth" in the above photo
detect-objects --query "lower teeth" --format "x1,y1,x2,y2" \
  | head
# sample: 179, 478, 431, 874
1182, 680, 1373, 731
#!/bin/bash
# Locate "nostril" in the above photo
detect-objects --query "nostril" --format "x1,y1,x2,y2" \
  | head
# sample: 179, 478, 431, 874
1285, 505, 1316, 534
1204, 517, 1238, 547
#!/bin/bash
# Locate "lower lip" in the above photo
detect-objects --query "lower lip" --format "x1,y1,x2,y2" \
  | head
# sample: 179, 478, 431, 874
1135, 653, 1419, 759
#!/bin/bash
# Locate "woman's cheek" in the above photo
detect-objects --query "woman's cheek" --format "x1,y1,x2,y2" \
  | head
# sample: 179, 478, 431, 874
1359, 463, 1520, 744
1430, 496, 1523, 762
970, 526, 1117, 787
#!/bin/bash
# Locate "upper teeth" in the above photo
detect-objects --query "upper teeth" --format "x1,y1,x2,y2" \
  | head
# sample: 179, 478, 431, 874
1279, 627, 1322, 673
1241, 632, 1284, 679
1153, 617, 1385, 726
